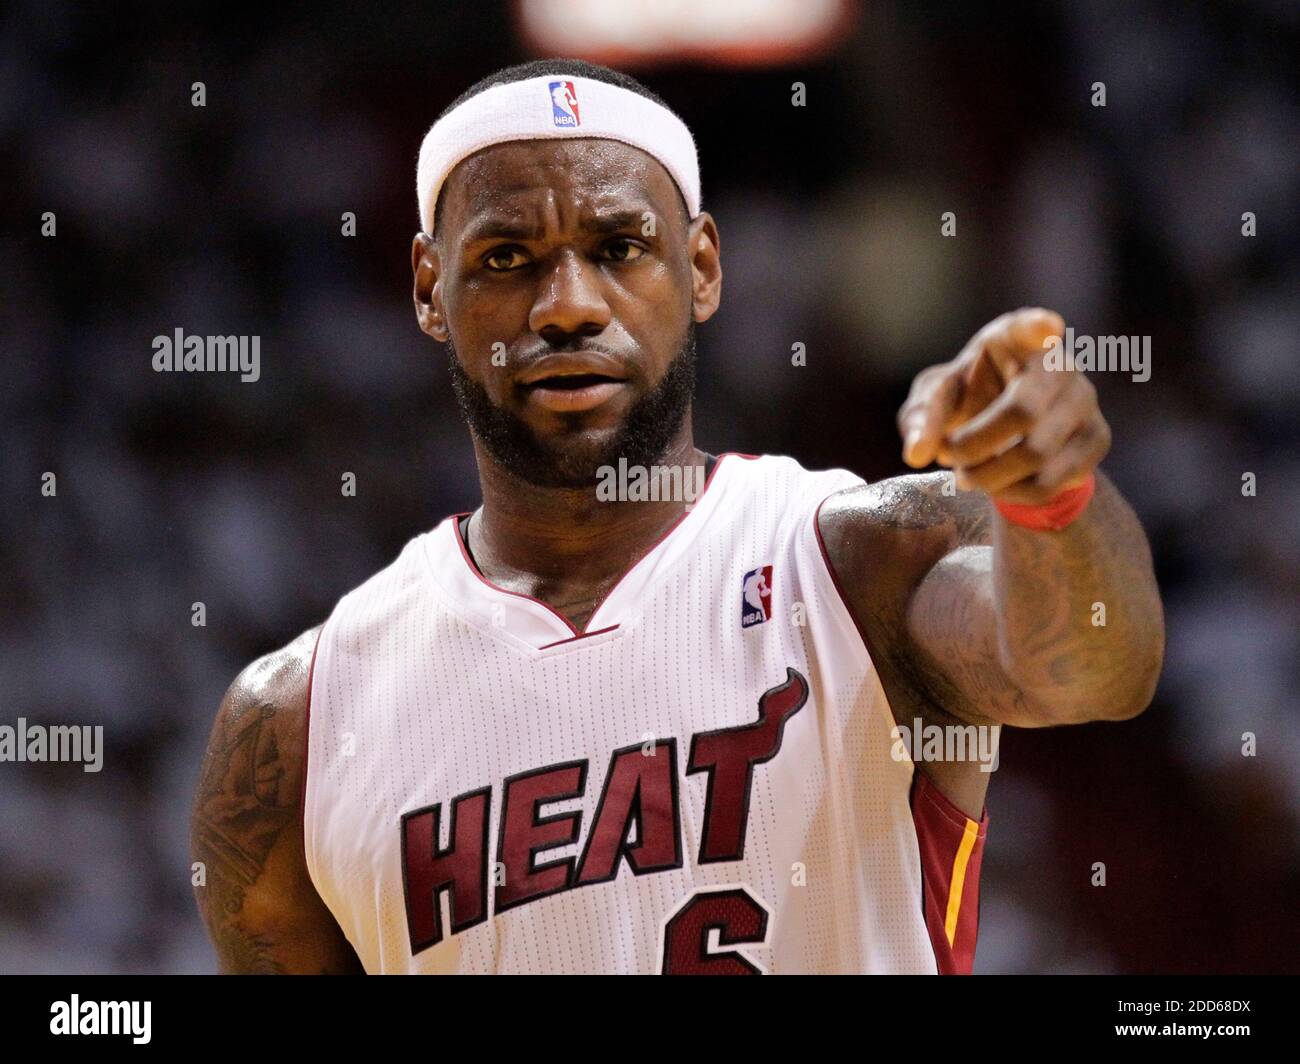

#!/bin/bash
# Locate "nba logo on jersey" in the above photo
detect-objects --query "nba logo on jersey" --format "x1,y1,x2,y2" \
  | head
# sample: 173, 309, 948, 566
741, 565, 773, 628
549, 81, 580, 127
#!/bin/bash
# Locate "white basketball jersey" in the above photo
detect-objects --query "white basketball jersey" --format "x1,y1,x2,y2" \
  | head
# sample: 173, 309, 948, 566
303, 453, 987, 974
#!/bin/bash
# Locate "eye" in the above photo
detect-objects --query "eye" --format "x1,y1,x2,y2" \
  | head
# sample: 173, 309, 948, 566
483, 246, 528, 271
601, 238, 646, 263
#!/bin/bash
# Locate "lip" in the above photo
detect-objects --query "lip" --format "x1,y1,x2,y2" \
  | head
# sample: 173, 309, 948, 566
524, 379, 626, 412
516, 351, 629, 387
516, 351, 630, 413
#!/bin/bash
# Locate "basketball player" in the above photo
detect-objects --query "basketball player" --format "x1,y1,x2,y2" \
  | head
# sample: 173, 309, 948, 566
191, 59, 1164, 974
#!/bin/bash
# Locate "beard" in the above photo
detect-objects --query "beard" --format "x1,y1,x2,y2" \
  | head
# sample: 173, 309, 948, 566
445, 324, 697, 489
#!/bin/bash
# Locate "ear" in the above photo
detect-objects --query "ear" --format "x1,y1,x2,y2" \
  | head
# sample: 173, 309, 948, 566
412, 232, 448, 342
687, 212, 722, 324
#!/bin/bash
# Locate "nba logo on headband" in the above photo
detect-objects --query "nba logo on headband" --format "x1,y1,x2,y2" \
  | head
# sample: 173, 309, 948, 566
549, 80, 580, 127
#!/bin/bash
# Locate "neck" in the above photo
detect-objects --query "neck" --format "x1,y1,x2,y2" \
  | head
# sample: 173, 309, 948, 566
463, 423, 709, 622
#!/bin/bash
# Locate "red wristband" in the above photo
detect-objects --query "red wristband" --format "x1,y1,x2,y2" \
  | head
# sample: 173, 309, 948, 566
993, 473, 1095, 531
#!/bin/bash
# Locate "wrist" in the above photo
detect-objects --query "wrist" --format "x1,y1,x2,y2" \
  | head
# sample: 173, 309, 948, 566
993, 472, 1096, 531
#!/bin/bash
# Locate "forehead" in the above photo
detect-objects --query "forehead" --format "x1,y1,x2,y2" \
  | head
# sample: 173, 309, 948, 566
438, 138, 682, 233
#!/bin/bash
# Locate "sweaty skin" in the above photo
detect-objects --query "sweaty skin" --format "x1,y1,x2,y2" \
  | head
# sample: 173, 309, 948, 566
191, 138, 1164, 972
191, 625, 361, 973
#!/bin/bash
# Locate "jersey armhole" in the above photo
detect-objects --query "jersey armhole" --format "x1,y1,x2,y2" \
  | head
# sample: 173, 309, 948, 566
300, 626, 323, 860
814, 489, 991, 974
811, 489, 876, 668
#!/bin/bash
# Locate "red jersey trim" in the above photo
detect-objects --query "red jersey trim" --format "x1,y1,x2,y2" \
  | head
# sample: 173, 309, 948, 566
911, 770, 989, 974
537, 625, 621, 650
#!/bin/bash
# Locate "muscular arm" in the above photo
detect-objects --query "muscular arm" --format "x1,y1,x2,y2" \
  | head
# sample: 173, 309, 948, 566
824, 466, 1162, 722
819, 475, 1003, 817
819, 466, 1162, 814
885, 308, 1164, 728
908, 470, 1163, 727
190, 626, 365, 974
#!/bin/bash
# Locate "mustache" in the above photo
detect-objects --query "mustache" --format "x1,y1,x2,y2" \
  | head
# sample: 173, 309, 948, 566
508, 340, 636, 374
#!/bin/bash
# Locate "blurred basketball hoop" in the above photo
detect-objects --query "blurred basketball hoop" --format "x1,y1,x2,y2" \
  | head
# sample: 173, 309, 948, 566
514, 0, 857, 68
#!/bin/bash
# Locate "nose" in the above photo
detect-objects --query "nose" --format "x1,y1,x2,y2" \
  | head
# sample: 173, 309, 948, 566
528, 248, 612, 345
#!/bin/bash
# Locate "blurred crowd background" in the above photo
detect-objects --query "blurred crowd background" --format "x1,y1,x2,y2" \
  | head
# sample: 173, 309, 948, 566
2, 0, 1296, 974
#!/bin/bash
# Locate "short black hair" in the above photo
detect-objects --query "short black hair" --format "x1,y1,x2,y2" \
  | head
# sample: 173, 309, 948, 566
429, 58, 687, 240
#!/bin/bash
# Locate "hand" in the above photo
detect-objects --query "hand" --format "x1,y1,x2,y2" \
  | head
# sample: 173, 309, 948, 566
897, 308, 1111, 505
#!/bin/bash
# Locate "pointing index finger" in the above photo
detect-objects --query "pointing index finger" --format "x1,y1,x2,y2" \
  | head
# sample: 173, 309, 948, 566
899, 366, 963, 468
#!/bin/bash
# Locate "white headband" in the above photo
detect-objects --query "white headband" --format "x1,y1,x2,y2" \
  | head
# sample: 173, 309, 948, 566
416, 74, 700, 234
